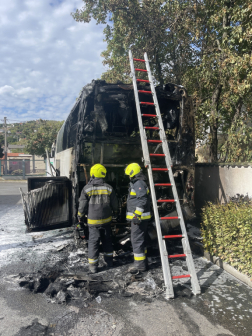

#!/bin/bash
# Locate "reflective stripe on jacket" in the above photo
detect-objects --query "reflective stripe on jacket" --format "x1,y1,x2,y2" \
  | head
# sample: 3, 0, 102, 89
126, 172, 151, 221
78, 177, 118, 225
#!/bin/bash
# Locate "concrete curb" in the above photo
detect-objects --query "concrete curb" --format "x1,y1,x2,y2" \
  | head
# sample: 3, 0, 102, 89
190, 240, 252, 288
203, 251, 252, 288
0, 179, 27, 183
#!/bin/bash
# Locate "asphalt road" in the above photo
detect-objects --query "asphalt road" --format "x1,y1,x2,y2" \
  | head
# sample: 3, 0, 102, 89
0, 181, 252, 336
0, 181, 27, 206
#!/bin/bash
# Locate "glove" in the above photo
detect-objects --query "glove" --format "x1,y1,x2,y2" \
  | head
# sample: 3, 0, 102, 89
75, 221, 88, 240
77, 213, 85, 223
114, 211, 120, 222
132, 213, 141, 225
77, 216, 83, 223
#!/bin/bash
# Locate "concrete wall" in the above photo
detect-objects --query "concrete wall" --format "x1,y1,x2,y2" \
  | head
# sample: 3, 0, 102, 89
195, 164, 252, 213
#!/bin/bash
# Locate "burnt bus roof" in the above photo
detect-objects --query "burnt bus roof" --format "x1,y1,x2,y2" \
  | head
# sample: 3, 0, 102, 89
56, 79, 194, 167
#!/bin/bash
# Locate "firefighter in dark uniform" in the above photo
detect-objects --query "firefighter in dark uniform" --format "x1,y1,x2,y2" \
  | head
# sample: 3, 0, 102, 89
125, 163, 151, 272
78, 164, 118, 273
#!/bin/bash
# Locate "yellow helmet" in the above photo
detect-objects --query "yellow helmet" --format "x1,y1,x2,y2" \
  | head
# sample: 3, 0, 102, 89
90, 164, 107, 178
125, 163, 141, 178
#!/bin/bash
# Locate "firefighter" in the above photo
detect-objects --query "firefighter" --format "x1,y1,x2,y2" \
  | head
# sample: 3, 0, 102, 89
78, 164, 118, 273
125, 163, 151, 272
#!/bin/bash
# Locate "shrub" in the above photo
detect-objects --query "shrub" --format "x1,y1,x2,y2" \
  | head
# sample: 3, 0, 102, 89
201, 201, 252, 277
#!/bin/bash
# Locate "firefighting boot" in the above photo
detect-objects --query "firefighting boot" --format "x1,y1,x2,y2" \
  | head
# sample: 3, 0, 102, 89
89, 264, 98, 274
104, 256, 113, 268
128, 260, 147, 273
145, 257, 149, 270
145, 248, 149, 270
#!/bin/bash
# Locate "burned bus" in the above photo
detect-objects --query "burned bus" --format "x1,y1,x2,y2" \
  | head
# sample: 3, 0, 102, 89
20, 79, 195, 238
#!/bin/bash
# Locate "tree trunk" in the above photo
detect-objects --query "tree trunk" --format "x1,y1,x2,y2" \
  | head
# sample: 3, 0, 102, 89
232, 98, 242, 124
209, 84, 222, 162
155, 52, 164, 86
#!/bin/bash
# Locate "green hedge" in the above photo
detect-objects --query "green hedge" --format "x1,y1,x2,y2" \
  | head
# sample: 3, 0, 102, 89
201, 202, 252, 277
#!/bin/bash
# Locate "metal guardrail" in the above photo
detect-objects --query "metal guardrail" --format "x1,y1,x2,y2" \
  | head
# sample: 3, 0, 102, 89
0, 159, 46, 178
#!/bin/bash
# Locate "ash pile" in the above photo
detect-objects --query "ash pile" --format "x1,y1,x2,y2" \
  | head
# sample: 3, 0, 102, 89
17, 232, 193, 306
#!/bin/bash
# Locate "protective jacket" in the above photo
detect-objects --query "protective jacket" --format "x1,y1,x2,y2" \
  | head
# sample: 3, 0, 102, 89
78, 177, 118, 225
126, 172, 151, 221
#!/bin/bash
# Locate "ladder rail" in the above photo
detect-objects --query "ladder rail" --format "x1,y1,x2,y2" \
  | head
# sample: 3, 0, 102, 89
144, 52, 172, 167
129, 50, 174, 299
144, 52, 201, 295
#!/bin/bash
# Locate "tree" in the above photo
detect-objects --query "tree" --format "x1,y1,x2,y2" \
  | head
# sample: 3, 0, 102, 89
73, 0, 252, 163
0, 134, 4, 146
184, 0, 252, 162
0, 147, 4, 159
72, 0, 196, 85
23, 120, 64, 157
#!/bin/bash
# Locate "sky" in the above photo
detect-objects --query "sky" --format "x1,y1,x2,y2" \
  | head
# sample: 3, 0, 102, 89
0, 0, 106, 122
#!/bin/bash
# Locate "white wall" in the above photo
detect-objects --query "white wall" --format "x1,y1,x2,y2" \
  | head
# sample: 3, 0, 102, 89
55, 147, 74, 178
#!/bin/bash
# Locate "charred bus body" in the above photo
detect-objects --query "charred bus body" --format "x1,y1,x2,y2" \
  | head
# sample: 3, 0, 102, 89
21, 80, 195, 236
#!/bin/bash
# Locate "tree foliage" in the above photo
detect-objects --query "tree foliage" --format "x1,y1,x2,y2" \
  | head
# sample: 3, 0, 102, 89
0, 134, 4, 146
73, 0, 252, 162
22, 120, 63, 157
72, 0, 197, 85
184, 0, 252, 161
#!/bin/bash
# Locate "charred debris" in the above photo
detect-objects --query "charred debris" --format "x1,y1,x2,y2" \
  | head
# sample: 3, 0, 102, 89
17, 234, 193, 305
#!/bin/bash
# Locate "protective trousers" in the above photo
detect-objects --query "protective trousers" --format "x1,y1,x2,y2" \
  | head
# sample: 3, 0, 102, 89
88, 223, 113, 265
131, 220, 149, 269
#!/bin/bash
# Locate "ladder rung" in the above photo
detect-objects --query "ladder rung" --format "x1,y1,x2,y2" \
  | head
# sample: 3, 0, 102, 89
163, 234, 183, 238
140, 102, 154, 105
150, 154, 165, 157
157, 199, 175, 202
135, 68, 147, 72
139, 90, 152, 94
155, 183, 171, 186
160, 216, 179, 220
168, 254, 186, 259
172, 275, 191, 279
133, 58, 145, 62
152, 168, 168, 171
147, 140, 162, 143
142, 114, 156, 117
144, 127, 159, 130
137, 79, 150, 83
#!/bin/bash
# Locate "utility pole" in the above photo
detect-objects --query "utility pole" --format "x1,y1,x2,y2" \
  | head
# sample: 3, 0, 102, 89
4, 117, 7, 175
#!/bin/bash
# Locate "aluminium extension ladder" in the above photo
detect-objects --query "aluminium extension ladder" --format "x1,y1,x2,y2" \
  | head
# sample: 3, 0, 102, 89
129, 50, 201, 299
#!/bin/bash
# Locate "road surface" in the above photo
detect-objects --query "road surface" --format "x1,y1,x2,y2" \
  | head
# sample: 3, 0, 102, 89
0, 181, 251, 336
